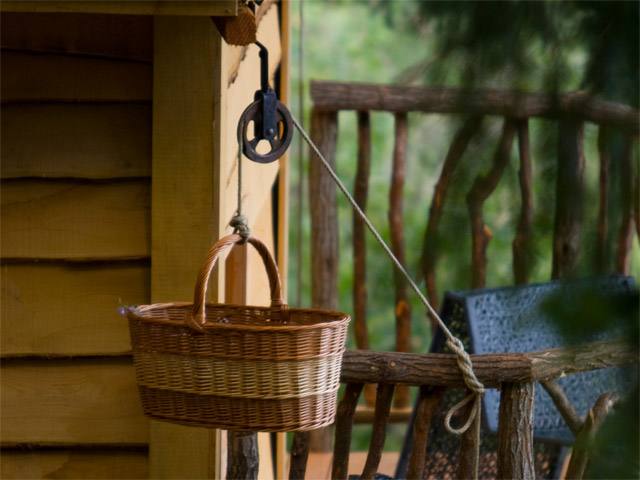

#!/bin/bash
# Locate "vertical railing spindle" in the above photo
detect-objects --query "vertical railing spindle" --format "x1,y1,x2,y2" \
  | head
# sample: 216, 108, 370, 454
467, 118, 516, 288
389, 112, 411, 408
308, 108, 339, 451
552, 119, 585, 279
331, 383, 365, 480
513, 118, 533, 284
421, 116, 482, 312
361, 383, 395, 480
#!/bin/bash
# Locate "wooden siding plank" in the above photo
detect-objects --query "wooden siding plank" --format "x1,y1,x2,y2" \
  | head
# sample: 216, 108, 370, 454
2, 104, 150, 179
1, 13, 152, 61
1, 359, 147, 445
149, 16, 225, 479
1, 262, 148, 356
2, 52, 151, 102
1, 180, 150, 260
0, 449, 148, 479
1, 1, 237, 17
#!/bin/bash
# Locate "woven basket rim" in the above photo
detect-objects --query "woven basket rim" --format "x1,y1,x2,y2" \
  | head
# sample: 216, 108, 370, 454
125, 302, 350, 332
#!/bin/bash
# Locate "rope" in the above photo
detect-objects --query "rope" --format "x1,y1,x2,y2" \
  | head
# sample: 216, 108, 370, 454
231, 136, 250, 242
291, 114, 485, 437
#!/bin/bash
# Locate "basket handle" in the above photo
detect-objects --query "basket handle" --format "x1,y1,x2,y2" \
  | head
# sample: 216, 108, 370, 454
189, 234, 284, 331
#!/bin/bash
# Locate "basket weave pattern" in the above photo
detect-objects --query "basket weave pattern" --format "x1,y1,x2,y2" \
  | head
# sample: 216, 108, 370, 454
126, 234, 350, 431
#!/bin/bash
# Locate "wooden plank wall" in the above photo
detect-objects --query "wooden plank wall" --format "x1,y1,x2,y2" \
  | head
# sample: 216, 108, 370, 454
0, 12, 153, 477
1, 7, 283, 479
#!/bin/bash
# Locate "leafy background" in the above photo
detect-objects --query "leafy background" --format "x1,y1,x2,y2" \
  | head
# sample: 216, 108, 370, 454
284, 0, 639, 468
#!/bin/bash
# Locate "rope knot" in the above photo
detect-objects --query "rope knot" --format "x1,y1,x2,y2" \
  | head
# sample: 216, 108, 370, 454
230, 214, 250, 242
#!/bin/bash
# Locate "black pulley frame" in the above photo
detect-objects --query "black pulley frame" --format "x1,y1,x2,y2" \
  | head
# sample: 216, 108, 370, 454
237, 42, 293, 164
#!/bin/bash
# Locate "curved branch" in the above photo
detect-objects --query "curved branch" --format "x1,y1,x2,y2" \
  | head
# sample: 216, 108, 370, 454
467, 119, 517, 288
422, 116, 482, 308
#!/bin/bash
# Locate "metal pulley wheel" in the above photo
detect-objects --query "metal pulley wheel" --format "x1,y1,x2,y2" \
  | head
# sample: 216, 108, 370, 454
237, 98, 293, 164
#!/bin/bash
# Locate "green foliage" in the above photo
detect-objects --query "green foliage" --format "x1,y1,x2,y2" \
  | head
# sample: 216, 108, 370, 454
288, 0, 640, 455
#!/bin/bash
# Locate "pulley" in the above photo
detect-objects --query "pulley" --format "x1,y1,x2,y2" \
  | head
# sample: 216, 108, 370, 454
237, 42, 293, 164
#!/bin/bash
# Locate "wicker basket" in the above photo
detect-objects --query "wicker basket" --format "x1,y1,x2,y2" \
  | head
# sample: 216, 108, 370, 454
125, 234, 350, 431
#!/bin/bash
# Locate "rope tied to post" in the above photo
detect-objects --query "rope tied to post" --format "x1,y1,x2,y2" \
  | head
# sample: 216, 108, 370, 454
291, 114, 485, 440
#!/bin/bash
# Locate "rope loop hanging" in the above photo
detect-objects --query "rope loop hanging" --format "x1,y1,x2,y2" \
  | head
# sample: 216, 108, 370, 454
291, 114, 485, 438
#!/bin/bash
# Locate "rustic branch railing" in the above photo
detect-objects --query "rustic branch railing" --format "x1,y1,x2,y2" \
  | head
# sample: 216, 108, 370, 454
307, 80, 638, 376
322, 339, 636, 480
300, 80, 638, 477
311, 81, 639, 131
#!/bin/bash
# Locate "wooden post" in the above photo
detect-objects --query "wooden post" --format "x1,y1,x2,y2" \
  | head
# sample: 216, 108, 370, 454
552, 119, 585, 279
497, 382, 535, 480
308, 108, 339, 451
150, 17, 225, 479
389, 112, 411, 408
513, 119, 533, 284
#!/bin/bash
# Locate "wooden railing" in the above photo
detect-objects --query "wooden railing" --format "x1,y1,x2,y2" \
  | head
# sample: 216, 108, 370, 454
291, 80, 639, 475
286, 340, 636, 479
307, 79, 638, 377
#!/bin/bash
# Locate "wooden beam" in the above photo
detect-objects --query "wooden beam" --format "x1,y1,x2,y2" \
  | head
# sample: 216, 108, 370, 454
150, 16, 225, 479
310, 81, 639, 131
1, 1, 237, 17
340, 340, 637, 387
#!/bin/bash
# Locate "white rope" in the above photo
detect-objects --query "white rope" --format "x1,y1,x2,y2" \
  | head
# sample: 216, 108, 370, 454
291, 115, 484, 435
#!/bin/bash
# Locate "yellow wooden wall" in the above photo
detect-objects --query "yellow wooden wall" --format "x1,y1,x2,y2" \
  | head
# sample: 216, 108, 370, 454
1, 7, 283, 479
